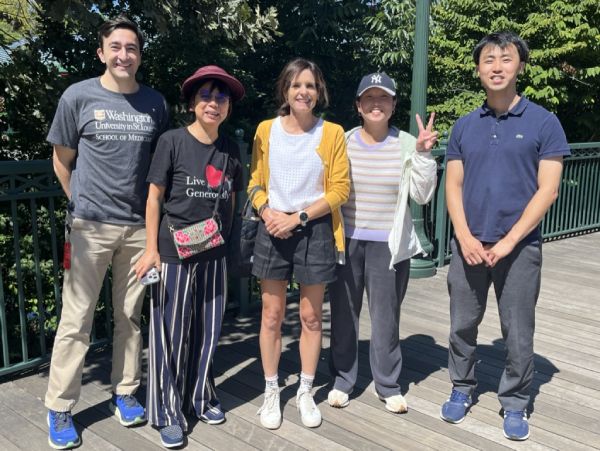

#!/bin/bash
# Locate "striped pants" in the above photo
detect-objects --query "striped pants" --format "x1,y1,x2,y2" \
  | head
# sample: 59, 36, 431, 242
146, 257, 227, 430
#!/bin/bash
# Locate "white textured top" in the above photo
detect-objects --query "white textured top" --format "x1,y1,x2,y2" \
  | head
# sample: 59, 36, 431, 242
268, 116, 325, 212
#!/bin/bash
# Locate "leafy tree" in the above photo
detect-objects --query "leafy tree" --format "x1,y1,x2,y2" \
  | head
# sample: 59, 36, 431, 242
240, 0, 374, 130
362, 0, 600, 141
429, 0, 600, 141
361, 0, 415, 130
0, 0, 279, 160
0, 0, 37, 45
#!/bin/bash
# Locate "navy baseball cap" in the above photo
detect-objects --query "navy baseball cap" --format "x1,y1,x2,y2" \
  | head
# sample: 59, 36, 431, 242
356, 72, 396, 97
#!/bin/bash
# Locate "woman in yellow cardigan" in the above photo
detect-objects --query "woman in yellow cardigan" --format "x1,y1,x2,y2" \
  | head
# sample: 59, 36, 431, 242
247, 58, 349, 430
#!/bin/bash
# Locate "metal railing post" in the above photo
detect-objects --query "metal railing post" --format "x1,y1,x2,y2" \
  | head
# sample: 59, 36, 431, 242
408, 0, 436, 278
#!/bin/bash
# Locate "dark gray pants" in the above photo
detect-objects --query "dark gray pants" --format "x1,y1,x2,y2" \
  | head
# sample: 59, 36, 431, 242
328, 239, 410, 398
447, 239, 542, 411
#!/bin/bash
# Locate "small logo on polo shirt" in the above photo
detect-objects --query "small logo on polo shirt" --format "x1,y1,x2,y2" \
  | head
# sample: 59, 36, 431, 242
94, 110, 106, 121
516, 134, 524, 139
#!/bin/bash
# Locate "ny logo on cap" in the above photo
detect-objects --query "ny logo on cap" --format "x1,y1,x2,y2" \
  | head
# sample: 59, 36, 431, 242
371, 74, 382, 84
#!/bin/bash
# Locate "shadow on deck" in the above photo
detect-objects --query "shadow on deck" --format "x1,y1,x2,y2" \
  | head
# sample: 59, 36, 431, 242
0, 233, 599, 450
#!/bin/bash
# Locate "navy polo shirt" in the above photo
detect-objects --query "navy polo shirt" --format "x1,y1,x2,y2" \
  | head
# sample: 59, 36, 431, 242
446, 96, 570, 243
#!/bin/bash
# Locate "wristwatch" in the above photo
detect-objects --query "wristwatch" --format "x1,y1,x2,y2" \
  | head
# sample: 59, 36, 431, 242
258, 203, 269, 218
298, 210, 309, 227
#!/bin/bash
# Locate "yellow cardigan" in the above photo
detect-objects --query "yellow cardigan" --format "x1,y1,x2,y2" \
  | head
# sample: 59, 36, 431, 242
248, 118, 350, 263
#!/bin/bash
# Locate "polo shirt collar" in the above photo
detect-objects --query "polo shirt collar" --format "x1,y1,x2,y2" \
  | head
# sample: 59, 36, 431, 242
479, 95, 529, 118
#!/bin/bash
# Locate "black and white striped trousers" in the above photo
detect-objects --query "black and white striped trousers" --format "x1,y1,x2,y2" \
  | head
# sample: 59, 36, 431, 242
146, 257, 227, 430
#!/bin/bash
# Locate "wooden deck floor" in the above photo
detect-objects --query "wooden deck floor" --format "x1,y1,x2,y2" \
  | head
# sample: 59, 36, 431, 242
1, 233, 599, 450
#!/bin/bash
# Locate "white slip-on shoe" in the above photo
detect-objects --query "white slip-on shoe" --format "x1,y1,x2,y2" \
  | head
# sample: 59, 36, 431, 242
377, 392, 408, 413
327, 389, 350, 408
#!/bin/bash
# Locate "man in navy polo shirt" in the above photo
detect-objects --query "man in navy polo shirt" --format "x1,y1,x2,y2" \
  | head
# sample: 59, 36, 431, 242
439, 31, 570, 441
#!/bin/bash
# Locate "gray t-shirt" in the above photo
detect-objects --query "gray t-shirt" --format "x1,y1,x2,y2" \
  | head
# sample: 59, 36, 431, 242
47, 77, 169, 224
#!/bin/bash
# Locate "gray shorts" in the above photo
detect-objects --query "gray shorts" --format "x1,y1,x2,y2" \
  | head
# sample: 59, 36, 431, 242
251, 214, 337, 285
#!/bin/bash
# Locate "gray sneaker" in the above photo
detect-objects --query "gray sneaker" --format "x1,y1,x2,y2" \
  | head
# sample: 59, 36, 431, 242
257, 388, 282, 429
159, 424, 184, 448
296, 390, 322, 428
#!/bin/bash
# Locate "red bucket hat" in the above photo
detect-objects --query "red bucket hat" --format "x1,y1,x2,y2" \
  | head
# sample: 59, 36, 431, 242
181, 65, 245, 102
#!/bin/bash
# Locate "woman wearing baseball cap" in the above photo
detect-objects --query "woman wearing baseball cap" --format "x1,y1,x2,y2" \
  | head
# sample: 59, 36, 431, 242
327, 72, 438, 413
247, 58, 349, 430
134, 65, 245, 447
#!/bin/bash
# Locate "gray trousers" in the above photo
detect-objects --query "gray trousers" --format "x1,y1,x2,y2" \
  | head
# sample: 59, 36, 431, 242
447, 238, 542, 411
328, 238, 410, 398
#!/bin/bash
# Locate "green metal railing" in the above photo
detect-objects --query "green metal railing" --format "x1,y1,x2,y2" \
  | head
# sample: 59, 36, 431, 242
428, 142, 600, 267
1, 141, 599, 377
0, 160, 65, 377
0, 135, 257, 378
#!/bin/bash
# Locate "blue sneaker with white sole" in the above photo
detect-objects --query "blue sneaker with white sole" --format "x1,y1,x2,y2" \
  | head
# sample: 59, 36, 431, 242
440, 389, 472, 424
503, 410, 530, 441
159, 424, 184, 448
199, 404, 225, 425
47, 410, 81, 450
109, 393, 146, 426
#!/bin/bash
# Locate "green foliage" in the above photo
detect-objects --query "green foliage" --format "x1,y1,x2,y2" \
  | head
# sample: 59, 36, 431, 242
428, 0, 600, 139
0, 0, 37, 45
0, 199, 65, 362
364, 0, 600, 141
1, 0, 600, 155
237, 0, 372, 130
362, 0, 415, 129
0, 0, 279, 160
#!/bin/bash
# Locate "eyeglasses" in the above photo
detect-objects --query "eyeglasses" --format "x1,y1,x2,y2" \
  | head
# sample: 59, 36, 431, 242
197, 89, 230, 105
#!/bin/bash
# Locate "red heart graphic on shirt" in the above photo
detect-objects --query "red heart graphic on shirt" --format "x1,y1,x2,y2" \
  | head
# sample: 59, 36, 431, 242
205, 164, 223, 188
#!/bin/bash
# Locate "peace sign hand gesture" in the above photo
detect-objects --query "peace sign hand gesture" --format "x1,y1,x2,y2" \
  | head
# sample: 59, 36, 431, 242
415, 112, 438, 152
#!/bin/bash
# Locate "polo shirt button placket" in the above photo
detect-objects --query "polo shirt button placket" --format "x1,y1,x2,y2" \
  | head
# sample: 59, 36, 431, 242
490, 118, 500, 147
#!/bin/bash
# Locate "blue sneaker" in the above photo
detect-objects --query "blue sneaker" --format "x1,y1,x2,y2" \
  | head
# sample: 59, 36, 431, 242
199, 404, 225, 425
47, 410, 81, 450
159, 425, 184, 448
109, 393, 146, 426
440, 389, 472, 423
503, 410, 529, 440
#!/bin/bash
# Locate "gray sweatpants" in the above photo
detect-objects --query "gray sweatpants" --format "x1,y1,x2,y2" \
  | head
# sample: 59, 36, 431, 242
328, 238, 410, 398
447, 238, 542, 411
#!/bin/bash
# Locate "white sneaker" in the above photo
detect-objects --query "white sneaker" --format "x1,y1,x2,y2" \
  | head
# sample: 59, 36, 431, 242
296, 390, 322, 428
377, 392, 408, 413
327, 389, 349, 408
257, 388, 282, 429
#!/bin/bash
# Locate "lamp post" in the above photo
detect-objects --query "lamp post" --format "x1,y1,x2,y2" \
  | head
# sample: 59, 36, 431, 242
408, 0, 436, 278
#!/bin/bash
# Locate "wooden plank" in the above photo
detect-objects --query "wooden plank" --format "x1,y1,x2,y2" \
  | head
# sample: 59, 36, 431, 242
222, 307, 600, 449
0, 233, 597, 450
0, 433, 20, 451
379, 319, 600, 404
216, 390, 310, 451
12, 372, 166, 451
395, 299, 600, 381
353, 316, 600, 426
0, 397, 49, 450
74, 353, 253, 451
73, 346, 308, 451
216, 338, 509, 451
213, 363, 370, 451
402, 286, 600, 350
0, 380, 121, 451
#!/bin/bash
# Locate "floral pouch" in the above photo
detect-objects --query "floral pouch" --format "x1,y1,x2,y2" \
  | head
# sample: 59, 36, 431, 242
168, 156, 228, 260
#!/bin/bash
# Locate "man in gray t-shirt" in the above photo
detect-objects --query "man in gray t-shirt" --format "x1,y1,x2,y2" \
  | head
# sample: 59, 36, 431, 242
44, 15, 168, 450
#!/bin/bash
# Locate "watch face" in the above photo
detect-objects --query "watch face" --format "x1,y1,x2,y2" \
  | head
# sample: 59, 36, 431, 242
300, 211, 309, 222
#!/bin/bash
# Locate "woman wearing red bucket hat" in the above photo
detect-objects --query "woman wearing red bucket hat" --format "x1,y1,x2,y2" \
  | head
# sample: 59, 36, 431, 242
134, 65, 244, 447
